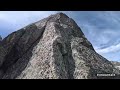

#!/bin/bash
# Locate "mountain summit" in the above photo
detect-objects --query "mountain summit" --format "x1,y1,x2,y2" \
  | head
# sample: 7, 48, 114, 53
0, 13, 120, 79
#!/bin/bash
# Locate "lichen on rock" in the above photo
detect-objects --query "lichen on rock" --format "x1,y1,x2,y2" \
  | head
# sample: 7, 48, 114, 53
0, 13, 120, 79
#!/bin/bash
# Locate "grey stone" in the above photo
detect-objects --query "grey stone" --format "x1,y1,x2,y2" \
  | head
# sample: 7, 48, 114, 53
111, 61, 120, 70
0, 13, 120, 79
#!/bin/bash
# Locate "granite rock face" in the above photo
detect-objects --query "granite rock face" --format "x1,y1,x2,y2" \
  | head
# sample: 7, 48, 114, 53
0, 13, 120, 79
111, 61, 120, 70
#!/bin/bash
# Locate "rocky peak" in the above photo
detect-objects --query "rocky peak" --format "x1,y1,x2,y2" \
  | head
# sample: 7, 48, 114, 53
0, 13, 119, 79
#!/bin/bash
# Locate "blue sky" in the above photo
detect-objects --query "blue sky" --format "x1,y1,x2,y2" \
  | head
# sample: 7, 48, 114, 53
0, 11, 120, 61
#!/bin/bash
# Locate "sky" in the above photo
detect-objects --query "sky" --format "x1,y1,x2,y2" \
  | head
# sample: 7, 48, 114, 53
0, 11, 120, 62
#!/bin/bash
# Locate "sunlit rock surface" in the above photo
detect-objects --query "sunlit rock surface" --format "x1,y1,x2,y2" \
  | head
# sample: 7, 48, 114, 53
0, 13, 120, 79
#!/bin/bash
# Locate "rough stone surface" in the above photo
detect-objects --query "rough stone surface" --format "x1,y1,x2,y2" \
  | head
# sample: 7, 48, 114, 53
0, 13, 120, 79
111, 61, 120, 70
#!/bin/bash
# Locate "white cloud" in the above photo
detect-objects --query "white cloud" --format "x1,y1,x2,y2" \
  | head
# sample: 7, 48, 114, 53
95, 43, 120, 54
0, 11, 57, 29
0, 11, 57, 37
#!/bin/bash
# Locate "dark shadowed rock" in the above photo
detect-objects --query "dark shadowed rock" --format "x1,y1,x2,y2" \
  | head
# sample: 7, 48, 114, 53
0, 36, 2, 42
0, 13, 120, 79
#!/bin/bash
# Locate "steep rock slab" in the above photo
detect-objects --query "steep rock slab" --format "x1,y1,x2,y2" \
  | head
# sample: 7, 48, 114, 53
0, 13, 120, 79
